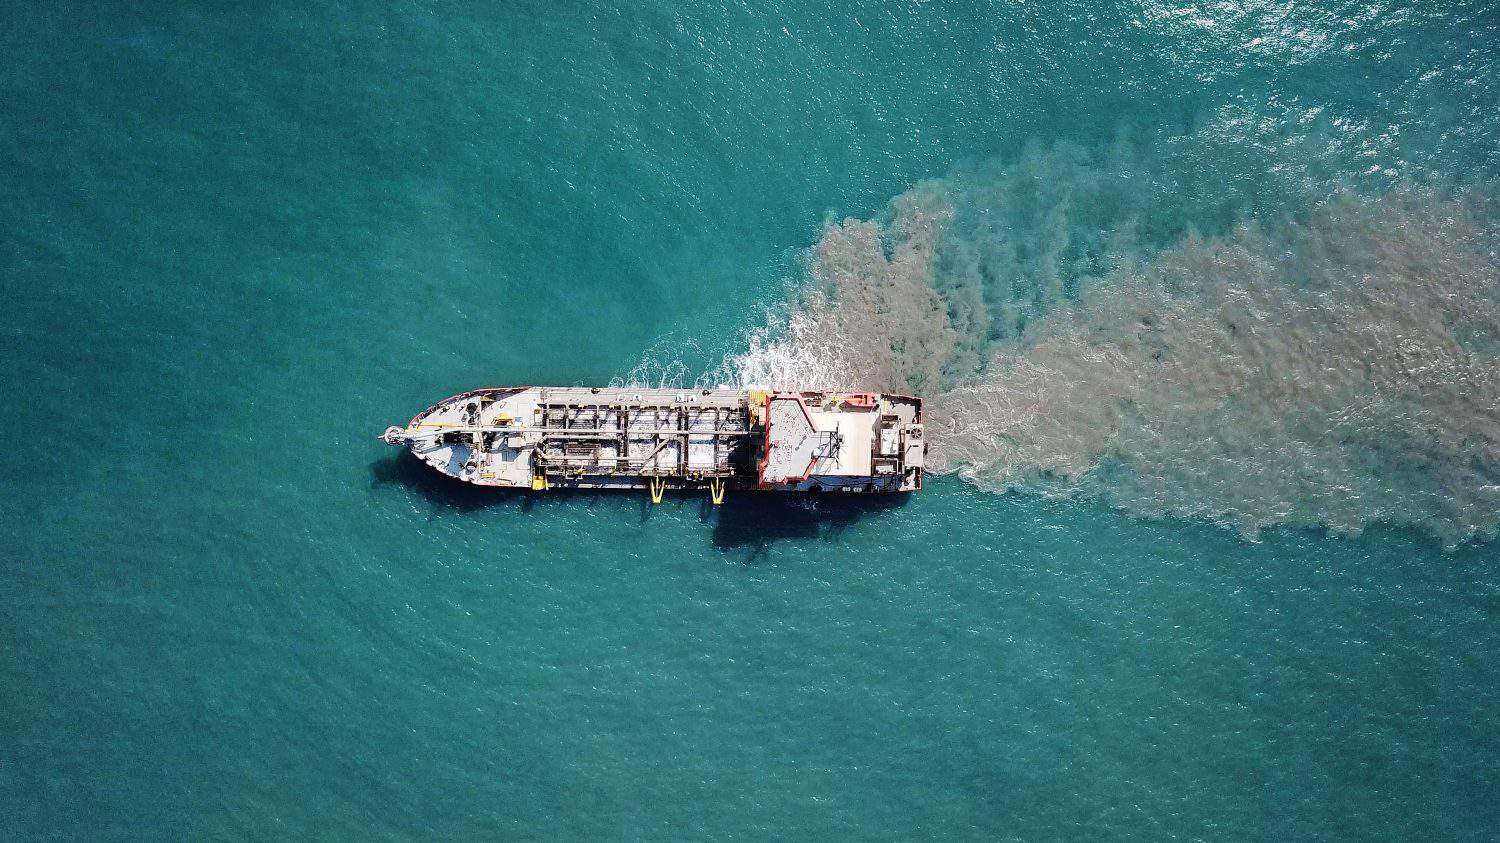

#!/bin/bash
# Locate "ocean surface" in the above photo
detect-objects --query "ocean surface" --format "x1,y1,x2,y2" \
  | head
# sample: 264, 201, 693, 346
3, 1, 1498, 839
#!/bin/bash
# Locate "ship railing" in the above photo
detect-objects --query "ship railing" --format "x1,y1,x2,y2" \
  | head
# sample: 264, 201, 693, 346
534, 452, 736, 476
408, 423, 749, 437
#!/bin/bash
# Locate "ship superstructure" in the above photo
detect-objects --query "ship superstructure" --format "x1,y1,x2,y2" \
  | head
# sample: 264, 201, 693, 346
381, 387, 924, 502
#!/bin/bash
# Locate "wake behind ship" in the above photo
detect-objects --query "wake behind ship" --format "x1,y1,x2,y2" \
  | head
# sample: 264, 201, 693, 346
381, 387, 925, 502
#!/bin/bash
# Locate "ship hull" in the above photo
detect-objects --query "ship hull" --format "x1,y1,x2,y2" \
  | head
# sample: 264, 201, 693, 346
381, 387, 924, 499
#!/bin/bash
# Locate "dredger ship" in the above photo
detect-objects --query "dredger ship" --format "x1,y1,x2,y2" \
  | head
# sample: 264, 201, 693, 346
381, 387, 924, 502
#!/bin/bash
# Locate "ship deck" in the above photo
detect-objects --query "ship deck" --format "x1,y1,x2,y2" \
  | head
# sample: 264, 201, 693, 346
385, 386, 925, 495
405, 387, 756, 489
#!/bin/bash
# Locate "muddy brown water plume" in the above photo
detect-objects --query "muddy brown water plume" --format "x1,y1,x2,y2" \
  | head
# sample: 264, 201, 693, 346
728, 158, 1500, 547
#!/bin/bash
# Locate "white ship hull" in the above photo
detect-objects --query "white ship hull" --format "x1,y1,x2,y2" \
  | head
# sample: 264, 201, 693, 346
381, 387, 924, 500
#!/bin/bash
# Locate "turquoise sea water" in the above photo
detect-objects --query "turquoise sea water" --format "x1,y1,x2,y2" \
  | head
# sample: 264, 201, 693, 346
4, 2, 1498, 839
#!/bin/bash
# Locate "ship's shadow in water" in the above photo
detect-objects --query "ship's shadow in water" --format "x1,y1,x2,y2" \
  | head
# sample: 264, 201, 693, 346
369, 453, 909, 555
703, 493, 908, 553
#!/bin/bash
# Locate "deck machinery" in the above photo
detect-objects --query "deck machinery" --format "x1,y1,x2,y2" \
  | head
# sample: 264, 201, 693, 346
381, 387, 924, 502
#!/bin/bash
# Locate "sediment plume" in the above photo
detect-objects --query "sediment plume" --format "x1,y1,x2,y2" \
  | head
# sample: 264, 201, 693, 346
723, 137, 1500, 546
